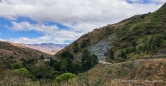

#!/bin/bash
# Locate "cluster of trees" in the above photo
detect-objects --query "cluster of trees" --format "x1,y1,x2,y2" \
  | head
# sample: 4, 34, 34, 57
48, 50, 98, 73
81, 50, 99, 71
10, 50, 99, 81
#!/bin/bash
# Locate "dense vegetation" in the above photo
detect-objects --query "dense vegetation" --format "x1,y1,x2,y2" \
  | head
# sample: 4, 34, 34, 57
0, 50, 98, 85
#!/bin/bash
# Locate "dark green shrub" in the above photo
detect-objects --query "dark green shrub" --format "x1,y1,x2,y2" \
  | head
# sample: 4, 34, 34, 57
10, 62, 22, 69
73, 42, 81, 53
80, 38, 90, 48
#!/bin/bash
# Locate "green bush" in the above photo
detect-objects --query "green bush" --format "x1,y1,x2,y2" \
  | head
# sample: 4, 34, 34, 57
11, 68, 32, 77
56, 73, 76, 83
10, 62, 22, 69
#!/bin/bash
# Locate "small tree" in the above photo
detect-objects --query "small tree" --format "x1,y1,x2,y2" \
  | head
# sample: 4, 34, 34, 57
73, 42, 81, 53
109, 49, 114, 60
60, 58, 69, 72
119, 50, 127, 59
81, 50, 98, 71
90, 54, 99, 67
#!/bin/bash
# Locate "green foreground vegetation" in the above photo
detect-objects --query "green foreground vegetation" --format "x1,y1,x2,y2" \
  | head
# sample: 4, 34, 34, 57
0, 50, 98, 86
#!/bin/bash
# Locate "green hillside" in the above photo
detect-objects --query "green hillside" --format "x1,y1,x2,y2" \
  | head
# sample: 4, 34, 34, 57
56, 3, 166, 63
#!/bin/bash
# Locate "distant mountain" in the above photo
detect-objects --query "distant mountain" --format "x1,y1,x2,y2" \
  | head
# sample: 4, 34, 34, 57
21, 43, 67, 55
0, 41, 51, 61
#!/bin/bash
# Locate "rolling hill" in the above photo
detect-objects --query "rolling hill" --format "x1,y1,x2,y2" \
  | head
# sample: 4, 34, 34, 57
0, 41, 51, 60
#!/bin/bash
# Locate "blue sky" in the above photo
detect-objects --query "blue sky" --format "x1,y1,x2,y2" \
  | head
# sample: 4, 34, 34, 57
0, 0, 165, 44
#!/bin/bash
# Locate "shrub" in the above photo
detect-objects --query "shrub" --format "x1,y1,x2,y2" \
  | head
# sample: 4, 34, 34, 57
10, 62, 22, 69
11, 68, 31, 77
80, 38, 90, 48
56, 73, 76, 83
73, 42, 81, 53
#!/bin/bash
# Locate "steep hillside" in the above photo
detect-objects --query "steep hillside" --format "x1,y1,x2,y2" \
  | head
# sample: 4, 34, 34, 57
56, 3, 166, 62
21, 43, 67, 55
0, 41, 51, 61
77, 59, 166, 86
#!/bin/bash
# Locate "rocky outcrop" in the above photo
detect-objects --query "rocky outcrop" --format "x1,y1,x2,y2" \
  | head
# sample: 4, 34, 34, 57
90, 33, 117, 61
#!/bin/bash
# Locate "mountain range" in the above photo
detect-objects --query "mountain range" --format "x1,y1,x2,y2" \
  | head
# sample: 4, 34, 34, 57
21, 43, 67, 55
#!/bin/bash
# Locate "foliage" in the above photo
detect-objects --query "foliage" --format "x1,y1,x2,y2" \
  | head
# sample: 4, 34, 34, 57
139, 34, 163, 53
73, 42, 81, 53
56, 73, 76, 83
59, 51, 74, 73
34, 65, 56, 79
119, 50, 127, 59
80, 38, 90, 48
109, 49, 115, 60
105, 27, 113, 36
81, 50, 99, 71
11, 68, 32, 77
10, 62, 22, 69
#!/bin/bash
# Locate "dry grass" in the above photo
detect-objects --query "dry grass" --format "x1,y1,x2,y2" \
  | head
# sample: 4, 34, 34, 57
0, 41, 51, 60
76, 59, 166, 86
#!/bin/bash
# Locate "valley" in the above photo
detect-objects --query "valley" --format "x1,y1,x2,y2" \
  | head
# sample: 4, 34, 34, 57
0, 2, 166, 86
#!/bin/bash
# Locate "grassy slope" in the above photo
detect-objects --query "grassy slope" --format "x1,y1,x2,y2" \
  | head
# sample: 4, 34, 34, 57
0, 41, 51, 60
56, 3, 166, 62
0, 41, 51, 70
78, 59, 166, 86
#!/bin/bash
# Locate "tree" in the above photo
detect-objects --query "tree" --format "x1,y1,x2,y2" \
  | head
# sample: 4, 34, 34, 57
60, 51, 74, 73
81, 50, 91, 71
60, 59, 69, 72
73, 42, 81, 53
35, 65, 55, 79
81, 50, 98, 71
90, 54, 99, 67
61, 51, 74, 64
119, 50, 127, 59
109, 49, 114, 60
70, 61, 82, 74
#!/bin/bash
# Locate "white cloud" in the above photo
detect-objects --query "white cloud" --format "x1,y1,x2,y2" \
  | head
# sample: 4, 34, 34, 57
8, 22, 59, 35
0, 0, 165, 44
7, 22, 82, 44
0, 0, 163, 23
